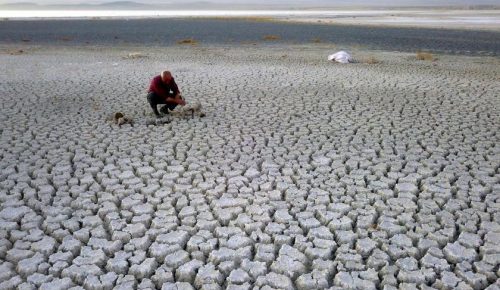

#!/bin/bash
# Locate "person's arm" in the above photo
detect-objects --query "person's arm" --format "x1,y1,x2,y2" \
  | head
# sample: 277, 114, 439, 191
165, 96, 185, 106
164, 94, 185, 105
171, 78, 180, 96
170, 78, 185, 105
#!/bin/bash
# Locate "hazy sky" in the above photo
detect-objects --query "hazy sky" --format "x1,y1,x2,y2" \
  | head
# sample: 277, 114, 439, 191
1, 0, 498, 5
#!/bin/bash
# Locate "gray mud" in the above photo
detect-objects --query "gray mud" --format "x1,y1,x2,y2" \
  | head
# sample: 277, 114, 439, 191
0, 45, 499, 289
0, 19, 499, 55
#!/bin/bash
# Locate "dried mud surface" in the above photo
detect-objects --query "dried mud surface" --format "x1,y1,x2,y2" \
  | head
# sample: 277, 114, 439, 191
0, 45, 499, 289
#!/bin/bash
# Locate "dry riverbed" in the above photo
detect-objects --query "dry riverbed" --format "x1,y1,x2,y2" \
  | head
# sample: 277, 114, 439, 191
0, 44, 499, 289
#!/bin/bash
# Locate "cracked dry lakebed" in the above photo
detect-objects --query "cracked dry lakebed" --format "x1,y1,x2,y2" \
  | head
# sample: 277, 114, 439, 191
0, 43, 499, 290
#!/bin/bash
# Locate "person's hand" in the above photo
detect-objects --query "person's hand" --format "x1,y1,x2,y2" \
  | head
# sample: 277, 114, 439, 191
175, 94, 186, 106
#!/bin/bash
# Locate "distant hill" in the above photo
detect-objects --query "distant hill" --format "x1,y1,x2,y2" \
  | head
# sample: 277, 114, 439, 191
2, 2, 39, 7
98, 1, 149, 8
0, 1, 257, 10
1, 0, 499, 10
1, 1, 152, 10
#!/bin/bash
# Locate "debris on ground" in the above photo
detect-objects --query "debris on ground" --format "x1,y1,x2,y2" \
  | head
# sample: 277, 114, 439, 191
172, 101, 206, 118
123, 52, 148, 59
112, 112, 133, 126
328, 51, 353, 63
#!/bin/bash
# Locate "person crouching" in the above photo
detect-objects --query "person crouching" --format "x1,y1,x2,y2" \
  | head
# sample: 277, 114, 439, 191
147, 70, 186, 117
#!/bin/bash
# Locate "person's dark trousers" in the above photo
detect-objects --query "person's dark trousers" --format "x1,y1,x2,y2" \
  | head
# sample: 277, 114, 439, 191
147, 92, 177, 116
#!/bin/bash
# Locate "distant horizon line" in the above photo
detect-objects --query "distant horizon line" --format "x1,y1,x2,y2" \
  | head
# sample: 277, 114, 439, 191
1, 1, 499, 10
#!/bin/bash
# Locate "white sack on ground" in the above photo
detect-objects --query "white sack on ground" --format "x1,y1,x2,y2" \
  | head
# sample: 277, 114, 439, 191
328, 51, 353, 63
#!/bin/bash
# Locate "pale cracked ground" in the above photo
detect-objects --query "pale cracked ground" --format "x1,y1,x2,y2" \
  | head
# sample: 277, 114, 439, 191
0, 45, 499, 290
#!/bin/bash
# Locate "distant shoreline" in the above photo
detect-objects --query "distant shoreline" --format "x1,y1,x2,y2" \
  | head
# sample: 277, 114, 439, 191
1, 9, 499, 31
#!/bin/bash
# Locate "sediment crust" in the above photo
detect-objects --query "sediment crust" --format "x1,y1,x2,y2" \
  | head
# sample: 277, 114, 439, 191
0, 44, 499, 289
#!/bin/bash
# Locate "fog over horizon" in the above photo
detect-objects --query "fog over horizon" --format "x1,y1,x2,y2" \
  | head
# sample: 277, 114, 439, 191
1, 0, 499, 6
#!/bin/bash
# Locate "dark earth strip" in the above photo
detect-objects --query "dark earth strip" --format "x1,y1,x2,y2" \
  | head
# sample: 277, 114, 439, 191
0, 18, 499, 55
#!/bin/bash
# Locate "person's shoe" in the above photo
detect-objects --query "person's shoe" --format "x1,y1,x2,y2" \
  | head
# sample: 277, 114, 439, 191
160, 105, 170, 114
